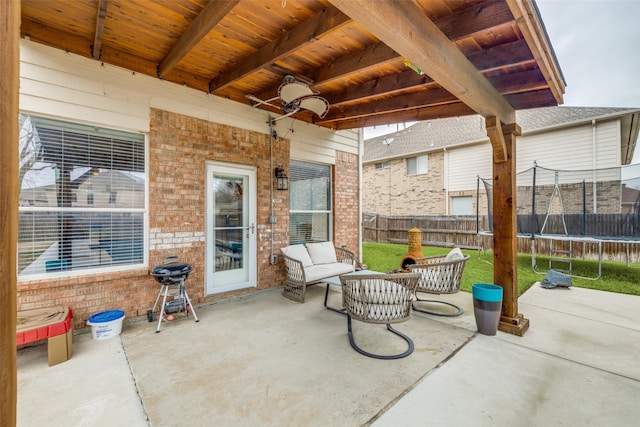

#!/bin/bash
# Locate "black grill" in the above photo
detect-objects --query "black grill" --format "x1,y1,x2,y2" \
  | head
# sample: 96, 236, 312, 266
151, 260, 192, 284
148, 256, 199, 332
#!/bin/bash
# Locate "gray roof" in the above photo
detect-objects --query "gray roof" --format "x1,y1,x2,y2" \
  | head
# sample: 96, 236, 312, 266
364, 106, 640, 163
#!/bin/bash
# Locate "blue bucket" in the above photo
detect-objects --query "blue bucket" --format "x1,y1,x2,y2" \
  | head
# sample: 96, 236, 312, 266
87, 310, 125, 340
472, 284, 503, 335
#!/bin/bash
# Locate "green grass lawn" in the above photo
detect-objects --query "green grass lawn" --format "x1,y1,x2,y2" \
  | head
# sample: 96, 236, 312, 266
362, 242, 640, 296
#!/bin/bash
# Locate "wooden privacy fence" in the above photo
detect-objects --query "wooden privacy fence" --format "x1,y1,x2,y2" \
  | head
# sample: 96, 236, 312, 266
363, 213, 640, 264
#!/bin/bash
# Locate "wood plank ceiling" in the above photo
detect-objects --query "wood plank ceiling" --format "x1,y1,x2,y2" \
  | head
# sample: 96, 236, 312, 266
20, 0, 565, 130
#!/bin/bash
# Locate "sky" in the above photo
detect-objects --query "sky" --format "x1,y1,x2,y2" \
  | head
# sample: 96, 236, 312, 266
365, 0, 640, 162
536, 0, 640, 110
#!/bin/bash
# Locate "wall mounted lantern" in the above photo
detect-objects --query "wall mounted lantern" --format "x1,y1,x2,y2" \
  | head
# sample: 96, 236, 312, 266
275, 166, 289, 191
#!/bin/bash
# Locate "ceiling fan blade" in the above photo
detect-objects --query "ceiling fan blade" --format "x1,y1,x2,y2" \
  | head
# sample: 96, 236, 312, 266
246, 94, 279, 108
270, 108, 299, 123
299, 96, 330, 119
279, 81, 314, 104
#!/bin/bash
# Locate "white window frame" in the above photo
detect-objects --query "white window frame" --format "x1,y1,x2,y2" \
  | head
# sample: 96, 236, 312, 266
289, 160, 333, 244
407, 154, 428, 176
451, 195, 474, 215
17, 114, 148, 279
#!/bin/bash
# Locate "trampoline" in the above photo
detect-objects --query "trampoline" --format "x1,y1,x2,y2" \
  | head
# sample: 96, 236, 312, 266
476, 162, 640, 280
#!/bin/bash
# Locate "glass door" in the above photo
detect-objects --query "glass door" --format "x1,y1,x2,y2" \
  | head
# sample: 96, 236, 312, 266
205, 162, 256, 294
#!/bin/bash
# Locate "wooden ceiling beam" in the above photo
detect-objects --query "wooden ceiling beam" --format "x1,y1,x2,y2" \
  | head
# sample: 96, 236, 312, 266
435, 0, 516, 42
210, 6, 351, 92
237, 3, 539, 125
21, 19, 210, 93
326, 102, 477, 130
466, 39, 535, 72
506, 0, 565, 104
250, 41, 400, 104
326, 68, 546, 123
488, 69, 549, 95
91, 0, 109, 60
329, 0, 516, 123
505, 89, 557, 109
22, 18, 92, 57
158, 0, 239, 79
325, 87, 457, 122
244, 4, 532, 108
328, 40, 535, 106
312, 42, 399, 85
314, 5, 527, 85
328, 69, 434, 106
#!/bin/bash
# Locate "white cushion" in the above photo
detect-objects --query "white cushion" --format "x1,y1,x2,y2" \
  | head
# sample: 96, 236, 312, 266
282, 244, 313, 267
444, 247, 464, 262
305, 263, 354, 282
306, 241, 338, 265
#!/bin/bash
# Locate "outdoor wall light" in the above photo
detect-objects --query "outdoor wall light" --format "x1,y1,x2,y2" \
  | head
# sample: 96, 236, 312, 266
275, 166, 289, 191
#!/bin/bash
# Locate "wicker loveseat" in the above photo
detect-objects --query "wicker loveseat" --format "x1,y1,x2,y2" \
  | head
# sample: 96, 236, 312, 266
281, 242, 355, 302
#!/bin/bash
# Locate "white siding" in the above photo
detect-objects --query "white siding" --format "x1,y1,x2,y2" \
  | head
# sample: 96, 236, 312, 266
446, 120, 623, 192
447, 142, 492, 192
19, 40, 358, 165
594, 120, 620, 169
518, 126, 593, 170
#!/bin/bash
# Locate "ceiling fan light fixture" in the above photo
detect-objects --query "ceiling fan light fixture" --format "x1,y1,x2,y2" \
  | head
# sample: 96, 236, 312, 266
249, 75, 330, 122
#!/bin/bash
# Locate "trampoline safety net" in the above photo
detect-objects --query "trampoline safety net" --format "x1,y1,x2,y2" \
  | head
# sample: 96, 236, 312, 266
478, 162, 640, 238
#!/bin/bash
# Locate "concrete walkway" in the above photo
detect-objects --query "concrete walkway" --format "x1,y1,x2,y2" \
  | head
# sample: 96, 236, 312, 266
17, 284, 640, 426
374, 285, 640, 426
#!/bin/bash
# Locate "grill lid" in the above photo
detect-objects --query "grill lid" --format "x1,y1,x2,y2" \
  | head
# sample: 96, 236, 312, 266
151, 261, 192, 278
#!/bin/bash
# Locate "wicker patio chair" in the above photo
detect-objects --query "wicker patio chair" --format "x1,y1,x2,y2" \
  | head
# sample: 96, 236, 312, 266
407, 249, 470, 317
340, 272, 421, 359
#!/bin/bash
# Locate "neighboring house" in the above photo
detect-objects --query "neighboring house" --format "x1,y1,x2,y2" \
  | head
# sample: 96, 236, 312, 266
363, 106, 640, 218
622, 183, 640, 214
16, 40, 360, 324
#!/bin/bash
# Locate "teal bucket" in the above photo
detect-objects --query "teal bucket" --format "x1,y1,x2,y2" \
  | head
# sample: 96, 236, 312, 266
472, 284, 503, 336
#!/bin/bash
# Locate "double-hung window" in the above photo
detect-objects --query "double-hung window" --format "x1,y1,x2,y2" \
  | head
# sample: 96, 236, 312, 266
451, 196, 473, 215
18, 114, 146, 277
407, 154, 428, 175
289, 160, 332, 244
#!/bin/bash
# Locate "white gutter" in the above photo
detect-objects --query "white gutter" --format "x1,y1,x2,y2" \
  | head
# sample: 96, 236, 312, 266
592, 119, 597, 213
443, 147, 449, 215
358, 128, 364, 265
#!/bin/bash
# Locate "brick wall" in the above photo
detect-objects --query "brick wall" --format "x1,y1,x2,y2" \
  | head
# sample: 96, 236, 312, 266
17, 109, 291, 327
334, 151, 360, 255
518, 181, 621, 215
17, 109, 360, 328
362, 152, 446, 216
364, 155, 623, 218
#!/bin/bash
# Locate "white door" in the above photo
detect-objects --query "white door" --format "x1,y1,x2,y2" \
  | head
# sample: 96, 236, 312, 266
205, 162, 257, 295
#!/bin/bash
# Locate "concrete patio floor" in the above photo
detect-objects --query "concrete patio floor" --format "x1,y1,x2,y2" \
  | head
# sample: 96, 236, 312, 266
17, 282, 640, 426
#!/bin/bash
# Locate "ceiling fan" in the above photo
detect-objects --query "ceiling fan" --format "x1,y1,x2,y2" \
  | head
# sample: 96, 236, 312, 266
246, 75, 330, 123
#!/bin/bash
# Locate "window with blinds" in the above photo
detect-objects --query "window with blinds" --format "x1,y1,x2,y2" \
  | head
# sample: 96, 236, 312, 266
18, 114, 146, 277
289, 160, 332, 244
